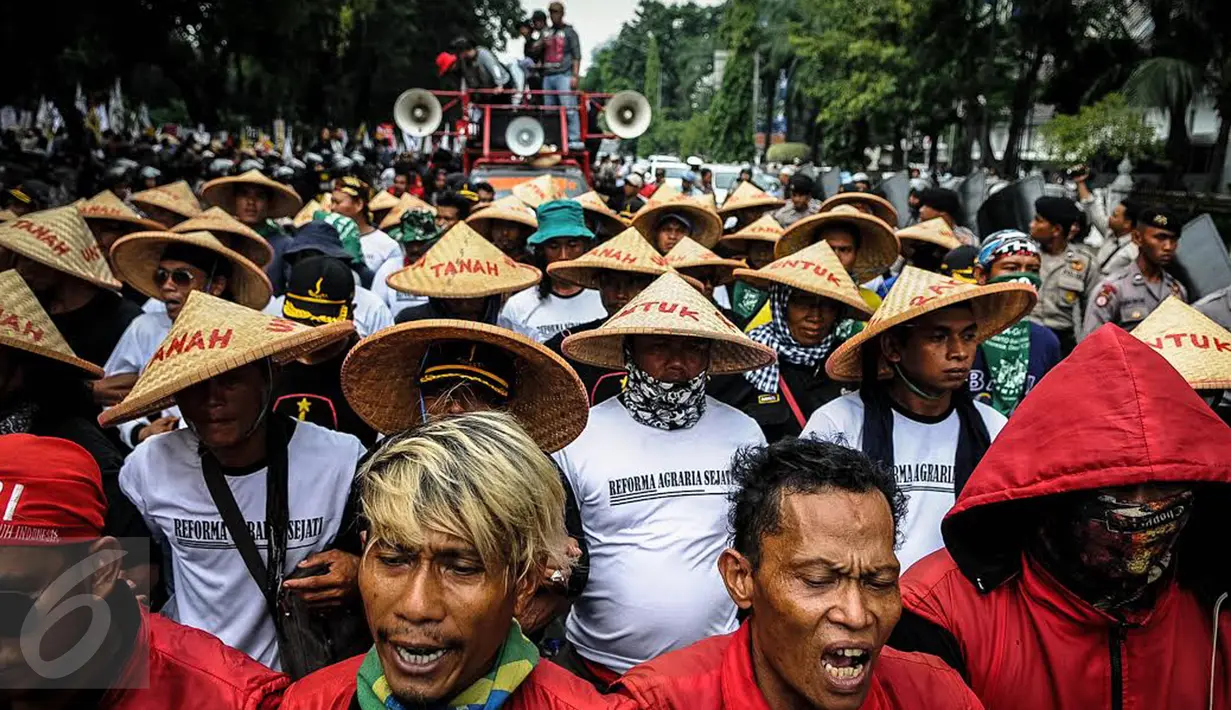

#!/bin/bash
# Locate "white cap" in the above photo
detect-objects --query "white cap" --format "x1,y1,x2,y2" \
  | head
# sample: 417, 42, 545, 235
851, 172, 870, 183
686, 156, 704, 168
625, 173, 644, 188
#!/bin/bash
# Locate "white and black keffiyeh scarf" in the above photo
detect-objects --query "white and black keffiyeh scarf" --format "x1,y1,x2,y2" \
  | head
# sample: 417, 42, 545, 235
618, 350, 708, 431
744, 284, 835, 394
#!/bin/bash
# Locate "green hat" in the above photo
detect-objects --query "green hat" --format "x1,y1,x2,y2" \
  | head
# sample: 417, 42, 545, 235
528, 200, 595, 246
391, 209, 443, 244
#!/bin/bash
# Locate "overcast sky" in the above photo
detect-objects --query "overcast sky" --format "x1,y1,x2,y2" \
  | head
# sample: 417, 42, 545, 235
499, 0, 725, 73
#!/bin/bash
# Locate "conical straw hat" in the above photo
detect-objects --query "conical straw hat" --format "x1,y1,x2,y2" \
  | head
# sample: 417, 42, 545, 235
378, 193, 436, 230
665, 237, 744, 284
293, 199, 327, 228
0, 207, 121, 290
718, 213, 784, 250
98, 290, 353, 427
110, 230, 273, 310
562, 271, 777, 375
775, 204, 899, 282
130, 180, 202, 220
547, 227, 670, 290
1131, 296, 1231, 390
386, 222, 541, 299
719, 181, 784, 216
896, 217, 961, 251
341, 319, 589, 452
76, 190, 163, 232
820, 192, 899, 227
825, 265, 1038, 382
369, 190, 401, 214
0, 209, 17, 223
466, 195, 538, 237
734, 240, 874, 318
631, 193, 724, 249
648, 183, 680, 202
574, 191, 629, 234
171, 206, 273, 267
512, 174, 564, 208
0, 270, 102, 377
199, 169, 303, 219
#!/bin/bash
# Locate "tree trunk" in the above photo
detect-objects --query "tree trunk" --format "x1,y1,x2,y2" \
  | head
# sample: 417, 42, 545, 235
1164, 98, 1191, 189
892, 123, 905, 169
1003, 47, 1045, 176
928, 130, 939, 172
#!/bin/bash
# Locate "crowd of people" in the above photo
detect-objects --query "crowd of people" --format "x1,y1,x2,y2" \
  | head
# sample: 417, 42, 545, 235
0, 97, 1229, 710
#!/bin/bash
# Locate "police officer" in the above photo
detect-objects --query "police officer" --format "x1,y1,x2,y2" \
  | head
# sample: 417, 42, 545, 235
1083, 208, 1187, 335
1029, 196, 1098, 355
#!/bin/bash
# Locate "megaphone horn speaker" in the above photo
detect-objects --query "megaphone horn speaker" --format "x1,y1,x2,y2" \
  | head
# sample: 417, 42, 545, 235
393, 89, 443, 138
506, 116, 546, 157
604, 90, 652, 139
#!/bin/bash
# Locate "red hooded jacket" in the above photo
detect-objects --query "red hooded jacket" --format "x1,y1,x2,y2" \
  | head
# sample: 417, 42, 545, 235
895, 325, 1231, 709
279, 653, 637, 710
612, 622, 983, 709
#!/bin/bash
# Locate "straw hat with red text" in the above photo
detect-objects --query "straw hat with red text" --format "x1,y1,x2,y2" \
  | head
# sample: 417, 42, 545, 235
718, 181, 784, 217
76, 190, 163, 233
171, 206, 274, 267
0, 207, 121, 290
896, 217, 961, 252
1131, 296, 1231, 391
775, 204, 899, 282
110, 230, 273, 310
718, 213, 784, 251
130, 180, 202, 222
512, 174, 564, 208
665, 237, 744, 286
200, 169, 303, 219
0, 270, 102, 377
547, 227, 672, 290
386, 221, 541, 299
734, 240, 874, 318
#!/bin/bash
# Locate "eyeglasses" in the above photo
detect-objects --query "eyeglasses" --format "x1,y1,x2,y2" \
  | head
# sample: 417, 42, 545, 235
154, 267, 198, 286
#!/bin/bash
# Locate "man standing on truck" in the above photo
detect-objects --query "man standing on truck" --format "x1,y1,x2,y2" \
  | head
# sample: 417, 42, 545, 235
541, 2, 582, 150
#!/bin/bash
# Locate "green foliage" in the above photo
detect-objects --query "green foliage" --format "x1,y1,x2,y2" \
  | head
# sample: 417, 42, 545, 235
706, 0, 758, 161
644, 34, 663, 111
766, 142, 811, 163
1039, 93, 1161, 163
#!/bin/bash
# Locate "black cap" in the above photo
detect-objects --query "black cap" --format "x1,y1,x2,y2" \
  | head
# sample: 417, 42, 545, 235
789, 173, 814, 194
282, 256, 355, 326
5, 180, 52, 210
917, 187, 962, 218
1034, 196, 1081, 233
418, 341, 517, 404
532, 9, 547, 20
1138, 208, 1181, 234
940, 245, 979, 283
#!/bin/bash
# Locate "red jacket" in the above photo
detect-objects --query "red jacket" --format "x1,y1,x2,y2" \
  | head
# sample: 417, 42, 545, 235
280, 653, 636, 710
896, 325, 1231, 709
612, 622, 983, 709
103, 608, 288, 709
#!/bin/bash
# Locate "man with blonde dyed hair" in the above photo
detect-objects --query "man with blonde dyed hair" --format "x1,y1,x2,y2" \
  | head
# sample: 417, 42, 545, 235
280, 411, 632, 710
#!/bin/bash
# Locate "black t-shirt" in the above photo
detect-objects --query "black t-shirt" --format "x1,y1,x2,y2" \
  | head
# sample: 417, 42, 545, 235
50, 290, 143, 368
709, 358, 845, 443
272, 343, 378, 448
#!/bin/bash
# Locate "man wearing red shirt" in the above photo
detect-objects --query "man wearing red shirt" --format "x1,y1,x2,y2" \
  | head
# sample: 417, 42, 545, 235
0, 434, 287, 710
612, 438, 982, 710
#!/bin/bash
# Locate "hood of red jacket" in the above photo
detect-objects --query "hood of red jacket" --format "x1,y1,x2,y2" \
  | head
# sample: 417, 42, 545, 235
941, 324, 1231, 595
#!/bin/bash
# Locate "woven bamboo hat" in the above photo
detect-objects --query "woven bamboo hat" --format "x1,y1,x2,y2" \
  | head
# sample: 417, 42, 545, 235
369, 189, 401, 216
1131, 296, 1231, 390
562, 270, 777, 374
378, 193, 436, 230
110, 230, 273, 310
340, 319, 588, 451
825, 265, 1038, 382
574, 191, 629, 235
386, 221, 541, 299
130, 180, 202, 221
665, 237, 744, 285
0, 209, 17, 223
820, 192, 899, 227
0, 207, 121, 290
718, 213, 784, 251
466, 195, 538, 237
631, 193, 724, 250
200, 169, 303, 219
512, 174, 564, 208
775, 205, 899, 282
98, 290, 353, 427
0, 270, 102, 377
896, 217, 961, 252
293, 199, 327, 228
171, 206, 274, 267
718, 181, 784, 216
547, 227, 671, 290
77, 190, 163, 232
734, 240, 874, 318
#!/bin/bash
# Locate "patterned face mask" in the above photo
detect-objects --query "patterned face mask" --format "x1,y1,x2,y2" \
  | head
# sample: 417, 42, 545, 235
619, 350, 708, 431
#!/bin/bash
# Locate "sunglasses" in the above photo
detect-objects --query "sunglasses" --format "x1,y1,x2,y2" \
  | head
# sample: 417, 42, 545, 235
154, 267, 199, 287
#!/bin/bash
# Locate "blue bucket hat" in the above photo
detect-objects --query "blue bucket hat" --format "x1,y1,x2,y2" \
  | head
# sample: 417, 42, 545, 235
527, 200, 596, 246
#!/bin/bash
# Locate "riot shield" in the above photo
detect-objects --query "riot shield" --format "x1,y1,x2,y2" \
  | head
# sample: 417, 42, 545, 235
977, 176, 1043, 236
1173, 213, 1231, 300
959, 170, 987, 235
819, 169, 841, 200
875, 172, 911, 228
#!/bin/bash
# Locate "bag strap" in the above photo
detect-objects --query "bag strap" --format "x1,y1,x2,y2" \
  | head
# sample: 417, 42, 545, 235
778, 375, 807, 430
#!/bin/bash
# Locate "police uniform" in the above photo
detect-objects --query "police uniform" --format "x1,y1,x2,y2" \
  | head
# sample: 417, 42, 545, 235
1031, 245, 1098, 353
1082, 259, 1187, 335
1095, 234, 1138, 278
1195, 285, 1231, 331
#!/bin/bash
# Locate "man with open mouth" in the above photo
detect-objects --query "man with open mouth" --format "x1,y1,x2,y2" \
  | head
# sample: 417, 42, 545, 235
611, 437, 981, 709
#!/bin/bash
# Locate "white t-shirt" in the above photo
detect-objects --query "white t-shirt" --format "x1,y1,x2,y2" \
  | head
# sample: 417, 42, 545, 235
498, 287, 607, 343
359, 229, 402, 275
119, 419, 365, 670
264, 285, 392, 338
554, 396, 767, 672
801, 392, 1007, 570
105, 311, 173, 376
370, 255, 428, 318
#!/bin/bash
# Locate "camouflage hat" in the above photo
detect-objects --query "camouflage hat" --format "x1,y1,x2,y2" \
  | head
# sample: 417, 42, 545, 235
392, 209, 443, 244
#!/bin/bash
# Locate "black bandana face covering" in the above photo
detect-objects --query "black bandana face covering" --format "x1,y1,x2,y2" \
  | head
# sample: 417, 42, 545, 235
619, 356, 708, 431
